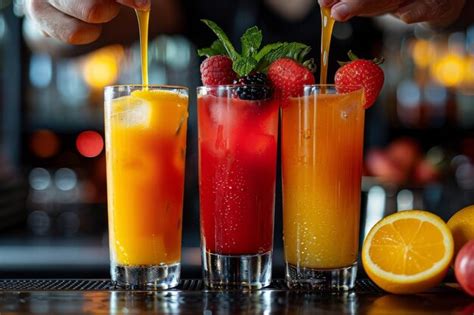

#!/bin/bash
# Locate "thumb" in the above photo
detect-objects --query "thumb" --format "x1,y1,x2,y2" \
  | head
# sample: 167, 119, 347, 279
330, 1, 366, 21
331, 0, 404, 21
116, 0, 150, 10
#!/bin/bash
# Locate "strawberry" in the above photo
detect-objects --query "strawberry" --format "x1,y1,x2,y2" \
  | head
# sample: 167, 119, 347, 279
267, 58, 315, 99
200, 55, 237, 85
335, 51, 384, 109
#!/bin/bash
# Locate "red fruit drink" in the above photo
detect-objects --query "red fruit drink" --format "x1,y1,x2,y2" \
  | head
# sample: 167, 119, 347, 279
198, 88, 278, 257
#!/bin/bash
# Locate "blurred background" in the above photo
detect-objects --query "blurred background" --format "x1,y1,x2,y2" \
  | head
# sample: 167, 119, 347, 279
0, 0, 473, 279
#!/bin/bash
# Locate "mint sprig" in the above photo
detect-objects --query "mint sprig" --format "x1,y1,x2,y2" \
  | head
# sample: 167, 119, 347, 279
241, 26, 262, 58
198, 19, 314, 77
197, 40, 226, 57
200, 20, 240, 61
254, 43, 284, 62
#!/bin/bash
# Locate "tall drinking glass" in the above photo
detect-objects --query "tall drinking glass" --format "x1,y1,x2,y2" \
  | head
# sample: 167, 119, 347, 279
282, 85, 365, 291
197, 85, 278, 289
104, 85, 188, 289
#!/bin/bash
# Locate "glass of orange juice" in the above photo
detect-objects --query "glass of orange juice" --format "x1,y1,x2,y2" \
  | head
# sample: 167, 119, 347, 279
281, 84, 365, 291
104, 85, 188, 289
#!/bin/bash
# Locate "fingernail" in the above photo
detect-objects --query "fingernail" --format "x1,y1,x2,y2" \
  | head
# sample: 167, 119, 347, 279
332, 3, 351, 21
319, 0, 336, 7
134, 0, 149, 9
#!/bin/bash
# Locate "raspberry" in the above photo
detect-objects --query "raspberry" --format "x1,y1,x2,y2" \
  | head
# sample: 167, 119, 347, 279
233, 73, 271, 100
200, 55, 237, 86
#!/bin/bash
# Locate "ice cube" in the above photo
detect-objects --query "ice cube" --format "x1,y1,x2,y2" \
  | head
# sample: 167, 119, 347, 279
111, 96, 151, 127
209, 102, 228, 125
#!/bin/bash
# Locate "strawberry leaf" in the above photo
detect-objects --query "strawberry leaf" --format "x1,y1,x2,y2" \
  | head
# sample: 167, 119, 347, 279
255, 42, 311, 72
241, 26, 262, 58
201, 19, 240, 61
348, 50, 359, 61
197, 39, 227, 57
373, 57, 385, 65
303, 58, 316, 72
337, 51, 385, 66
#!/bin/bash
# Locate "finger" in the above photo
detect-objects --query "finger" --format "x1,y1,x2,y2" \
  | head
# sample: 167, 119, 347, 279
318, 0, 339, 7
394, 2, 427, 24
331, 0, 403, 21
395, 0, 457, 24
48, 0, 120, 24
330, 2, 352, 21
27, 0, 102, 44
116, 0, 150, 10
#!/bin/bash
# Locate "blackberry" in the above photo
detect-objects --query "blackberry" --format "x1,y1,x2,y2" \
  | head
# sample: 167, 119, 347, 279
233, 73, 271, 100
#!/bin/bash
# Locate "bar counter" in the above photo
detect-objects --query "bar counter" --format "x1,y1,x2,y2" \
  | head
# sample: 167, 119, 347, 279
0, 279, 472, 314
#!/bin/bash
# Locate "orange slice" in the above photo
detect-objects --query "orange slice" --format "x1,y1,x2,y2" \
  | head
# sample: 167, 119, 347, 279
362, 210, 454, 294
447, 205, 474, 257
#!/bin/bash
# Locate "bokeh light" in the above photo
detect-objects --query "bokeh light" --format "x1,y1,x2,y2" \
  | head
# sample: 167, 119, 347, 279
27, 211, 50, 236
412, 39, 435, 69
28, 168, 51, 190
29, 54, 52, 88
76, 131, 104, 158
81, 45, 124, 90
57, 212, 80, 236
54, 168, 77, 191
431, 53, 465, 87
463, 56, 474, 86
30, 129, 60, 158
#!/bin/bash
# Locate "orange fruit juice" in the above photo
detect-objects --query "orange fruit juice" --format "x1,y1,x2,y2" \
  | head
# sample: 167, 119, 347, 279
105, 88, 188, 266
282, 88, 365, 269
135, 9, 149, 85
319, 6, 335, 85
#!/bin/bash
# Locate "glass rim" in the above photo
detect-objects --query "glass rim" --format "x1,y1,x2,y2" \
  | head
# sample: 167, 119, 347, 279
303, 84, 364, 90
105, 84, 188, 91
197, 84, 271, 91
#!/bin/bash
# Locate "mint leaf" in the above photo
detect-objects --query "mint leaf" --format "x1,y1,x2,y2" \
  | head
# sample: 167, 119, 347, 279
255, 42, 284, 62
197, 40, 227, 57
201, 19, 240, 61
256, 42, 311, 71
233, 57, 258, 77
241, 26, 262, 58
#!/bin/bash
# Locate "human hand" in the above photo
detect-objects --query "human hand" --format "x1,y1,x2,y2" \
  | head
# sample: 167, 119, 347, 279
25, 0, 150, 45
318, 0, 465, 28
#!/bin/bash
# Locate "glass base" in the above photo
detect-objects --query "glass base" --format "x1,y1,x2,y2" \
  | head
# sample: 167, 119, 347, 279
111, 263, 180, 290
202, 250, 272, 290
285, 262, 357, 291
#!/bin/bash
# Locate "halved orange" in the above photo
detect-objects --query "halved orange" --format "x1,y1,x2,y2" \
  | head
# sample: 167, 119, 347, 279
362, 210, 454, 294
447, 205, 474, 257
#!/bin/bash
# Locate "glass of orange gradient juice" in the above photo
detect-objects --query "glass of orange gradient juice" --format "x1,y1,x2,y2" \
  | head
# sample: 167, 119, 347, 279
104, 85, 188, 289
282, 85, 365, 291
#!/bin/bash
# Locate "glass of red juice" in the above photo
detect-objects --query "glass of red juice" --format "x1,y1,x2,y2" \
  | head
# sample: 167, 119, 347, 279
197, 85, 278, 289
